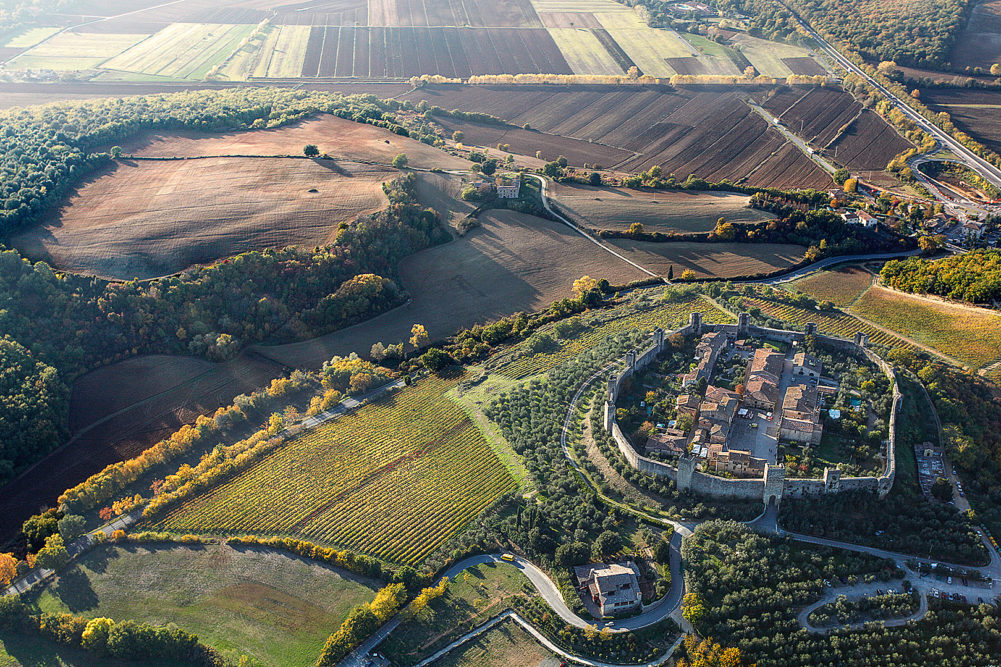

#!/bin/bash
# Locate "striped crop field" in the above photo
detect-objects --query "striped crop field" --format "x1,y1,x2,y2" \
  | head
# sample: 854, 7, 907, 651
742, 296, 914, 351
547, 27, 624, 75
495, 294, 733, 379
594, 12, 692, 77
103, 23, 255, 79
145, 375, 517, 565
8, 31, 148, 70
252, 25, 311, 78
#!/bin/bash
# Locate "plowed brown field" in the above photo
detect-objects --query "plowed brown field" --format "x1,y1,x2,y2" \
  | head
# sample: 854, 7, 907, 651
11, 158, 391, 280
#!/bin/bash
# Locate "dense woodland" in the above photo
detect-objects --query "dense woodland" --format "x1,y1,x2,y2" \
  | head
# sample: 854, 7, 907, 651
0, 89, 448, 485
685, 521, 1001, 666
880, 250, 1001, 304
710, 0, 970, 69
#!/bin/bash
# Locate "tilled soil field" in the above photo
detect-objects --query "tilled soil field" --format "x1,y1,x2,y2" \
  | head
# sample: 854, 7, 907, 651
121, 113, 469, 168
920, 88, 1001, 155
607, 239, 806, 278
549, 182, 774, 232
11, 158, 391, 280
404, 84, 834, 189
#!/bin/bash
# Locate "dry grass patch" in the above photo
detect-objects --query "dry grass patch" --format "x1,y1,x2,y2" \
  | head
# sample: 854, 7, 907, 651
850, 286, 1001, 368
11, 157, 390, 280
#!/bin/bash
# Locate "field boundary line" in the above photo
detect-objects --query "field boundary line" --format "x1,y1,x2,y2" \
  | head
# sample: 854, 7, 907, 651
845, 305, 965, 368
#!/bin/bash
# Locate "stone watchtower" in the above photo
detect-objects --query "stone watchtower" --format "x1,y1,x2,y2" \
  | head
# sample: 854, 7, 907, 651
677, 456, 696, 493
854, 331, 869, 348
823, 467, 841, 492
805, 322, 817, 336
737, 312, 750, 337
689, 311, 703, 335
763, 464, 785, 507
653, 327, 665, 352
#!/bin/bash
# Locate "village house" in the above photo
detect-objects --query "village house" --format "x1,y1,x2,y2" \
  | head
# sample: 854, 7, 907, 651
779, 382, 823, 445
682, 331, 727, 387
676, 393, 701, 420
742, 348, 783, 410
792, 351, 822, 379
495, 173, 521, 199
708, 448, 767, 476
574, 562, 643, 616
645, 430, 688, 457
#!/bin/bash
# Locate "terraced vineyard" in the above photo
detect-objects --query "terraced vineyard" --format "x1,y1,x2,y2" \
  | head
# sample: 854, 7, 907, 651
742, 297, 914, 352
146, 376, 517, 565
495, 294, 732, 379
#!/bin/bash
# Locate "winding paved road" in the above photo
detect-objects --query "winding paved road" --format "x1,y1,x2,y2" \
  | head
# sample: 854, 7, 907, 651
796, 581, 928, 634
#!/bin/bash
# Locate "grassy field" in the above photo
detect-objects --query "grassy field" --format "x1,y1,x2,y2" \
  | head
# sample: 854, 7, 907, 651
730, 33, 815, 78
547, 27, 623, 75
26, 542, 378, 666
103, 23, 254, 79
850, 286, 1001, 368
2, 26, 60, 48
550, 182, 774, 232
435, 620, 554, 667
382, 561, 534, 664
12, 158, 390, 280
791, 266, 874, 307
595, 12, 692, 76
145, 375, 519, 565
7, 31, 147, 69
255, 25, 311, 78
491, 293, 732, 379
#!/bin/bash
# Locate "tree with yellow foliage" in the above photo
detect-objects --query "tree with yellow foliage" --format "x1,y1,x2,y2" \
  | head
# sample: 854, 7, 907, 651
676, 634, 748, 667
410, 323, 429, 350
0, 552, 17, 585
843, 178, 858, 193
573, 275, 600, 297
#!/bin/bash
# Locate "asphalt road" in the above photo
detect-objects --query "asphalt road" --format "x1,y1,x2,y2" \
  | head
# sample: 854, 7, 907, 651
780, 0, 1001, 190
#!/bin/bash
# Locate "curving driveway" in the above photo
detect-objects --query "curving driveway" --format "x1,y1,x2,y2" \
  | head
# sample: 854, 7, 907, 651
797, 581, 928, 634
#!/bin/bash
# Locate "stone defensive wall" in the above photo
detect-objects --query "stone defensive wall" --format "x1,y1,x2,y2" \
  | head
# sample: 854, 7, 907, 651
601, 312, 901, 506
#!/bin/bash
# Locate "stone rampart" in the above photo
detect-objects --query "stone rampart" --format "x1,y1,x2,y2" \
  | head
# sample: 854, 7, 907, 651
601, 312, 900, 505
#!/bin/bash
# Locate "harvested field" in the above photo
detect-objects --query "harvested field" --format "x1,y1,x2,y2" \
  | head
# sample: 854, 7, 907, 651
782, 56, 827, 76
368, 0, 542, 26
548, 182, 775, 232
920, 88, 1001, 154
11, 158, 390, 280
760, 85, 912, 183
790, 265, 874, 306
257, 208, 651, 368
29, 542, 380, 666
950, 0, 1001, 70
122, 113, 470, 170
434, 117, 633, 167
2, 26, 61, 48
7, 31, 148, 70
405, 84, 833, 188
102, 23, 255, 79
729, 33, 817, 78
594, 12, 693, 77
145, 375, 518, 565
0, 350, 287, 545
607, 240, 806, 278
851, 286, 1001, 369
547, 27, 624, 75
301, 26, 572, 77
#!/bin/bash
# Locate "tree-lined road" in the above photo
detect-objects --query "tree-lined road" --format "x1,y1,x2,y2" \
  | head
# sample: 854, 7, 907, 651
779, 0, 1001, 190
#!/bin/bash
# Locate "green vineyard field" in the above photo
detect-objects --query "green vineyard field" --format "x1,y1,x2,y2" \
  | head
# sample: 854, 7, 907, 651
496, 295, 733, 379
146, 376, 516, 565
742, 297, 914, 352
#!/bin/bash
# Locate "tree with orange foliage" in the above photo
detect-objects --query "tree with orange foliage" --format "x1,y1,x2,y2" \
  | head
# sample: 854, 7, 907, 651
0, 553, 17, 585
676, 634, 749, 667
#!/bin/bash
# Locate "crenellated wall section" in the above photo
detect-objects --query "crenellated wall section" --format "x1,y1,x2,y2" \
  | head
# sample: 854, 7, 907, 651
601, 313, 900, 507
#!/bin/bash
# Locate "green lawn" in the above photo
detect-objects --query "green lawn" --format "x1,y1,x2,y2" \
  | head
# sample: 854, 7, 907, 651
27, 542, 380, 667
